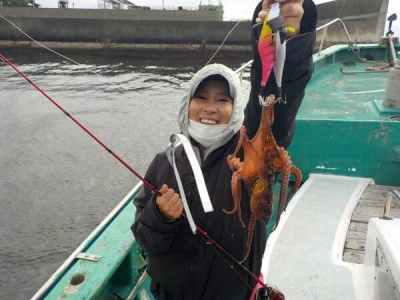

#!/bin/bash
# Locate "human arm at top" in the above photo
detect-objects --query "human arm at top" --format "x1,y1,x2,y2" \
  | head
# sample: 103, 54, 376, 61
243, 0, 317, 147
256, 0, 304, 37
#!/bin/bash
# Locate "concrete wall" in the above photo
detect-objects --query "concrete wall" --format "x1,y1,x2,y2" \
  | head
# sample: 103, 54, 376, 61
317, 0, 389, 44
0, 8, 251, 45
0, 7, 222, 21
0, 0, 391, 53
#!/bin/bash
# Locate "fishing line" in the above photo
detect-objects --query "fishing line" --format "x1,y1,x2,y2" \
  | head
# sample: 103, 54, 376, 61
0, 53, 157, 195
204, 20, 243, 66
0, 13, 177, 124
1, 4, 254, 93
204, 0, 261, 66
0, 53, 284, 299
205, 236, 254, 291
0, 14, 126, 93
1, 0, 259, 75
1, 3, 283, 296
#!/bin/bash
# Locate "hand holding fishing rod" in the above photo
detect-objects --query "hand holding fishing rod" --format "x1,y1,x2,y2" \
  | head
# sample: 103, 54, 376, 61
156, 184, 183, 221
0, 53, 284, 300
1, 0, 318, 298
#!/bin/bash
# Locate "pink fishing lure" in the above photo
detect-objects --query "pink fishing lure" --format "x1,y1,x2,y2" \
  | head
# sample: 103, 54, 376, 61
258, 9, 276, 92
258, 1, 289, 104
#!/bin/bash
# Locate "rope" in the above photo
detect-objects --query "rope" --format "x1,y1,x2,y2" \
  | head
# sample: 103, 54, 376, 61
0, 14, 126, 93
204, 0, 260, 66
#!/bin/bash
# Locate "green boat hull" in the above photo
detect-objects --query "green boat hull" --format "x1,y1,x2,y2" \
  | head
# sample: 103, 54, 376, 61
289, 44, 400, 186
34, 184, 153, 300
34, 43, 400, 299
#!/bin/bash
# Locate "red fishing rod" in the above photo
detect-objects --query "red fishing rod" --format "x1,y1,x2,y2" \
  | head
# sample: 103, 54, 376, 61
0, 53, 284, 300
0, 53, 157, 194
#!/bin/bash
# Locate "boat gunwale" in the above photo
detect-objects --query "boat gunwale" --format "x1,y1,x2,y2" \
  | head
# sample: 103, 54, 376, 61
313, 44, 388, 63
31, 181, 143, 300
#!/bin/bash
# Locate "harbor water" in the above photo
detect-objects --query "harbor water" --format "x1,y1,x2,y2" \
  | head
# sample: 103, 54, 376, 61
0, 50, 250, 299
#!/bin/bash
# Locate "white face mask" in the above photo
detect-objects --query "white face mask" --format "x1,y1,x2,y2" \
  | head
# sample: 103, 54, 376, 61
188, 120, 228, 148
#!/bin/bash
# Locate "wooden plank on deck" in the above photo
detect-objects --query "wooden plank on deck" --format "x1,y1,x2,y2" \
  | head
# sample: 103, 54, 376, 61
343, 184, 400, 264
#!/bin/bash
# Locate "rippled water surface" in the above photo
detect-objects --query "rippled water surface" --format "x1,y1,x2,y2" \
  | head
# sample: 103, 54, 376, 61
0, 50, 249, 299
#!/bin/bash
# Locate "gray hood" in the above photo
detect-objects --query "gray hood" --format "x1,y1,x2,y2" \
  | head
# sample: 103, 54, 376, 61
178, 64, 244, 159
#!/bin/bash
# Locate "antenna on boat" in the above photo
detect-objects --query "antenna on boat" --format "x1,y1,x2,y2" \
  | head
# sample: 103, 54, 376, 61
387, 13, 397, 32
383, 13, 400, 109
386, 13, 398, 64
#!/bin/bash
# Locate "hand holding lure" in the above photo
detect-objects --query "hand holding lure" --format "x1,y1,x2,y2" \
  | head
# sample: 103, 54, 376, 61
257, 1, 295, 105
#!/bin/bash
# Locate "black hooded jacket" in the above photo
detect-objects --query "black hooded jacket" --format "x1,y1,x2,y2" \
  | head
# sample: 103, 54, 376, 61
132, 1, 317, 299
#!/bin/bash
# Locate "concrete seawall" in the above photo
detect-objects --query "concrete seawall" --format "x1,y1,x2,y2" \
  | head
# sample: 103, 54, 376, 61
0, 0, 391, 57
316, 0, 389, 44
2, 17, 252, 44
0, 7, 225, 21
0, 7, 253, 57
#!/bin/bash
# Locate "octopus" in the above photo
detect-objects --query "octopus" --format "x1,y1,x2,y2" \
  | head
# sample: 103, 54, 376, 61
223, 95, 302, 263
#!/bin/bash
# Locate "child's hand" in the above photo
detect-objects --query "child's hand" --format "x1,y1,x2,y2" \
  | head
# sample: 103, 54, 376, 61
156, 184, 183, 221
256, 0, 304, 36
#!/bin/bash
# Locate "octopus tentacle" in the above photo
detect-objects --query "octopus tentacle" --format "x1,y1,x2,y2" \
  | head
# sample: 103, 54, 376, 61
223, 172, 245, 227
240, 212, 256, 264
286, 165, 302, 209
272, 148, 291, 231
224, 95, 302, 263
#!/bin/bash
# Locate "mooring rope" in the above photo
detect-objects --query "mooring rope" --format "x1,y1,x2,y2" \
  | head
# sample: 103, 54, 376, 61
0, 14, 126, 93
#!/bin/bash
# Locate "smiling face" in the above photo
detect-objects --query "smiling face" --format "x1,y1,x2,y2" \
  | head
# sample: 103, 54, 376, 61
188, 79, 234, 125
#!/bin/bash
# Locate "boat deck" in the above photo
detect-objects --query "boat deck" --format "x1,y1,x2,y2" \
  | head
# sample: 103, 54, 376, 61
298, 45, 400, 122
344, 183, 400, 264
263, 174, 400, 299
288, 44, 400, 186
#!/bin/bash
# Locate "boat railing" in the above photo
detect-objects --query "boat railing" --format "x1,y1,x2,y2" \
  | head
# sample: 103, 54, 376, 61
382, 189, 400, 220
236, 18, 357, 78
235, 59, 253, 83
316, 18, 355, 56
